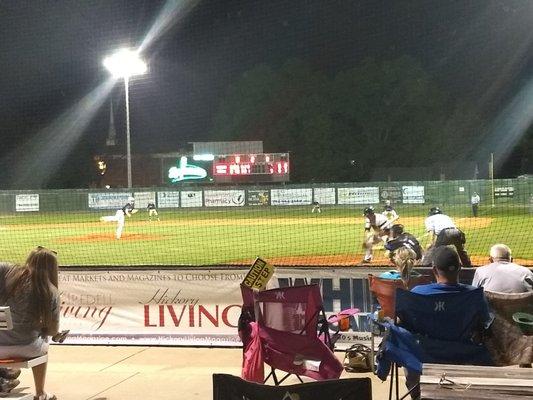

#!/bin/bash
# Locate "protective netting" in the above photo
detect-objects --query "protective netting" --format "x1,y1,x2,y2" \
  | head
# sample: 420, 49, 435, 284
0, 178, 530, 267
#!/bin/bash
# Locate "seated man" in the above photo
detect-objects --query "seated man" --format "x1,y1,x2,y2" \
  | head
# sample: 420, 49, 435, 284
406, 246, 492, 399
472, 244, 533, 293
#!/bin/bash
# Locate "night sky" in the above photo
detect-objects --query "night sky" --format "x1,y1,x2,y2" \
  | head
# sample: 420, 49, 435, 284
0, 0, 532, 187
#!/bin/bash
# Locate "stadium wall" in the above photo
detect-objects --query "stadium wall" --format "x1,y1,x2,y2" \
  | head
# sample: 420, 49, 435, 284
0, 178, 531, 212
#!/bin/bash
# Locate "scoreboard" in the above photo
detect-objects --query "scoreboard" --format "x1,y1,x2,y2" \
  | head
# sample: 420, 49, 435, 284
213, 153, 290, 183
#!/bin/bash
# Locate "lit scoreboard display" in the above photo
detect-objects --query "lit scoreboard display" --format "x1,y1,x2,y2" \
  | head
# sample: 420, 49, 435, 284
213, 153, 290, 183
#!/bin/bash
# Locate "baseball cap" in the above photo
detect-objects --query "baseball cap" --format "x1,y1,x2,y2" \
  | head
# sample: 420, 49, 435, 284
432, 246, 461, 272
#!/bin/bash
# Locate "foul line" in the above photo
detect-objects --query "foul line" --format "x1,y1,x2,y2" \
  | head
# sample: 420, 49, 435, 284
99, 347, 148, 372
86, 371, 140, 400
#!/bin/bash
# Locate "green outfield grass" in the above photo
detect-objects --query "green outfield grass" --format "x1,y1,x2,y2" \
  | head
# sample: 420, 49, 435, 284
0, 205, 531, 266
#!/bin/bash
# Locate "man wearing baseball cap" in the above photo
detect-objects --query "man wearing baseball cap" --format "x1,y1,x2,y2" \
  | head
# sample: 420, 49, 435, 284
411, 245, 481, 295
406, 246, 492, 399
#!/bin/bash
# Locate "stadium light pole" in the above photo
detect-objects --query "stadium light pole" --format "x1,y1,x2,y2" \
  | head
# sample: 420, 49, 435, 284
103, 48, 147, 188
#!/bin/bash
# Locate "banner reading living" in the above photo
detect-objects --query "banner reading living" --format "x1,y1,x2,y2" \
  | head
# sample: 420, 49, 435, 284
57, 267, 379, 347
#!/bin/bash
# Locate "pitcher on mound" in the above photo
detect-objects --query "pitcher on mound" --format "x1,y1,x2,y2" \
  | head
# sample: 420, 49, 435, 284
100, 196, 137, 239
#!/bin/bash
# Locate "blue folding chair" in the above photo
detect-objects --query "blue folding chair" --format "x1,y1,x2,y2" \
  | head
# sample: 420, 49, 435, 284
376, 287, 493, 400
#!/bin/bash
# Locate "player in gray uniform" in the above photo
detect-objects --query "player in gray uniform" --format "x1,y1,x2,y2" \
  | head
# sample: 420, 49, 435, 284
362, 206, 393, 263
424, 207, 471, 267
100, 197, 136, 239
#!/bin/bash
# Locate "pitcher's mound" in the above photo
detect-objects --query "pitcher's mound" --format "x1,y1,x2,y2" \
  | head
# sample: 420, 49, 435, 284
60, 233, 163, 243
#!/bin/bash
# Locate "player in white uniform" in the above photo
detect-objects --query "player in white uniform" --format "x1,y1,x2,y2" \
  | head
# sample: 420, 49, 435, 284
424, 207, 471, 267
362, 206, 393, 263
382, 200, 399, 225
311, 201, 321, 213
100, 197, 136, 239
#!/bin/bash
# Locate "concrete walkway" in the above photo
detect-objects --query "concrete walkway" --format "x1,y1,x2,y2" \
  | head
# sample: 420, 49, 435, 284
11, 346, 394, 399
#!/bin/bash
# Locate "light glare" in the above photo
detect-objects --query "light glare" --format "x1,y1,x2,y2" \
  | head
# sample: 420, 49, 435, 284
103, 48, 147, 78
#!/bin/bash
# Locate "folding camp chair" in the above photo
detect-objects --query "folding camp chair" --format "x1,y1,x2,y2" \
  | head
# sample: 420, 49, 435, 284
367, 274, 432, 373
376, 288, 493, 400
368, 274, 432, 319
213, 373, 373, 400
484, 290, 533, 366
251, 284, 343, 384
0, 306, 48, 400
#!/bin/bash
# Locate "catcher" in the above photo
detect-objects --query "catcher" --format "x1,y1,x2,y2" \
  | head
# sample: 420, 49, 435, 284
384, 224, 423, 285
100, 196, 137, 239
361, 206, 394, 263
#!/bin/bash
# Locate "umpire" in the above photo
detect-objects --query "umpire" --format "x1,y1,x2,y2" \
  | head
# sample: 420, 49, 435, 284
424, 207, 472, 267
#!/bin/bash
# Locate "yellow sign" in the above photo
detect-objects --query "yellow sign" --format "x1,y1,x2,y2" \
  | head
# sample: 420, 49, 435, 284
242, 257, 275, 290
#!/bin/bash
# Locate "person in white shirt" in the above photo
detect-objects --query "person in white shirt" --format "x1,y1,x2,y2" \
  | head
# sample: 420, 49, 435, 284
424, 207, 471, 267
362, 206, 393, 263
471, 192, 480, 217
382, 200, 399, 225
472, 244, 533, 293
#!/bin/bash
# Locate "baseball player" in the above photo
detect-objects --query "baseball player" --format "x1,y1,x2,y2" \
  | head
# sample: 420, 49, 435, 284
471, 192, 480, 217
100, 196, 137, 239
311, 201, 321, 213
362, 206, 394, 263
147, 201, 160, 221
424, 207, 471, 267
382, 200, 399, 224
385, 224, 422, 261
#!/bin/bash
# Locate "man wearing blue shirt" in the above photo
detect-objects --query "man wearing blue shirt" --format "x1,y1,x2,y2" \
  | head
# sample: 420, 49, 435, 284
406, 246, 491, 399
412, 246, 486, 300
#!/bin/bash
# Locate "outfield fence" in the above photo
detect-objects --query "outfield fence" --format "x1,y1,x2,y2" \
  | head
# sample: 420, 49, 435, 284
0, 178, 531, 266
0, 178, 531, 212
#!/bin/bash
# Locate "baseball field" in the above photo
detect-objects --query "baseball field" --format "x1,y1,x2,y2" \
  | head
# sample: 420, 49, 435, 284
0, 204, 530, 267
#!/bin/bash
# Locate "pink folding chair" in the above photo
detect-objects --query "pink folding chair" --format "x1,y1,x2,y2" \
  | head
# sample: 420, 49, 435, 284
240, 284, 343, 385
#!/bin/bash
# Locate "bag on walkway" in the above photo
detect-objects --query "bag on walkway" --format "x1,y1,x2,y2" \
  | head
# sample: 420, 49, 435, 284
343, 344, 373, 372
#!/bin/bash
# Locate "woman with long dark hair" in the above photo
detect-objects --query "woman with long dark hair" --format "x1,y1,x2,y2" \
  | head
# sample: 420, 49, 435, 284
0, 247, 60, 400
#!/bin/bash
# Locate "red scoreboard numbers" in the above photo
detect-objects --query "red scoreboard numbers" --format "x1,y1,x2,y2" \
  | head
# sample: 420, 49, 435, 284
213, 153, 290, 182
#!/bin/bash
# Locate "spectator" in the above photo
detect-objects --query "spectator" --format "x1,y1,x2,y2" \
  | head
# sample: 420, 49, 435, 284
425, 207, 472, 267
0, 247, 60, 400
407, 246, 492, 399
472, 244, 533, 293
412, 246, 487, 298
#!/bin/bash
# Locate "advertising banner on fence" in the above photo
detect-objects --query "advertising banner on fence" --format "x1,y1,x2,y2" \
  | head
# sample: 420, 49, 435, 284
15, 194, 39, 212
380, 186, 403, 202
402, 186, 425, 204
133, 192, 156, 209
337, 187, 379, 205
180, 191, 203, 208
88, 193, 132, 209
270, 188, 313, 206
157, 191, 180, 208
313, 188, 336, 205
494, 187, 514, 197
58, 267, 376, 347
204, 190, 245, 207
247, 190, 270, 206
